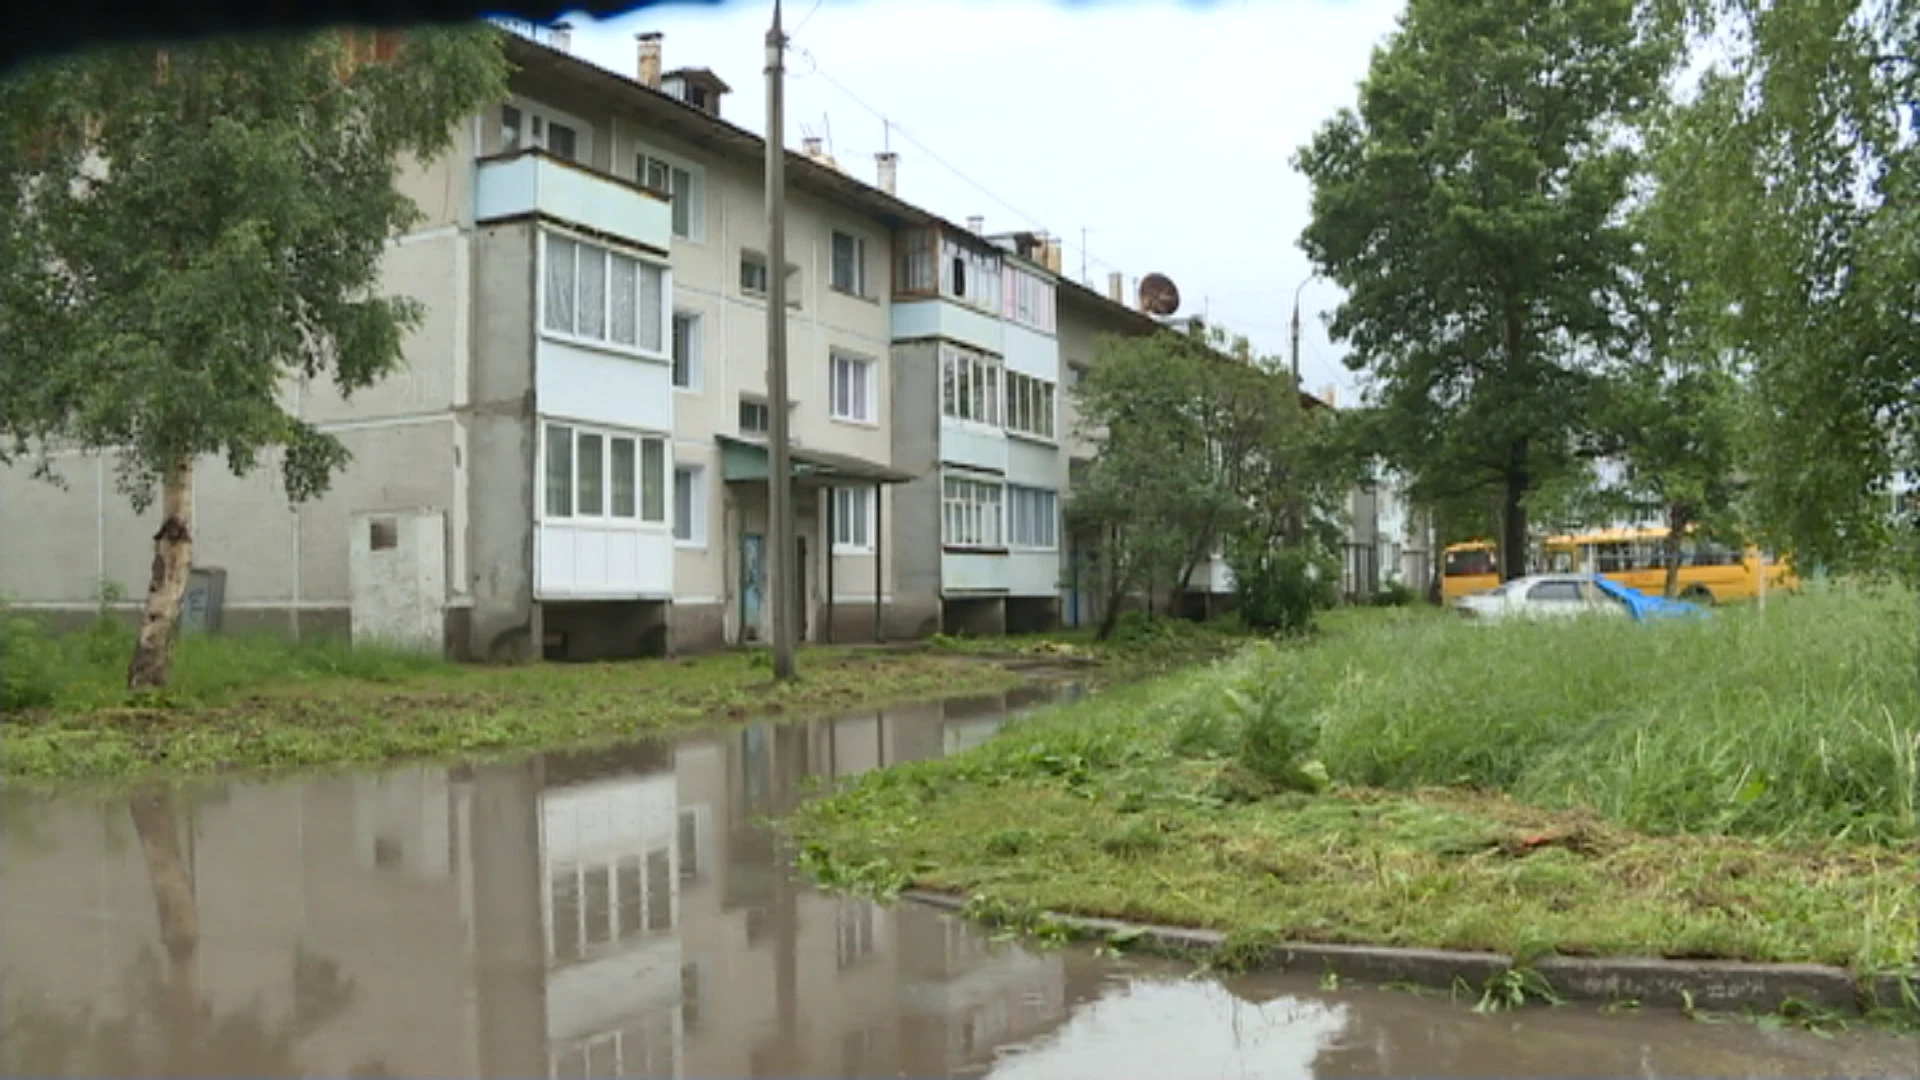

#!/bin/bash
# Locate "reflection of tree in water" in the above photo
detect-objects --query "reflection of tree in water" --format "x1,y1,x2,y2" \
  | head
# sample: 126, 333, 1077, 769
1, 941, 359, 1077
1, 788, 363, 1078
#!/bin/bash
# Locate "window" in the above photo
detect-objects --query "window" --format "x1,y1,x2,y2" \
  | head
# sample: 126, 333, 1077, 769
739, 398, 770, 436
1002, 265, 1056, 332
637, 152, 700, 239
1004, 371, 1057, 440
836, 902, 876, 970
896, 227, 936, 293
673, 465, 705, 545
739, 250, 801, 307
1528, 580, 1585, 604
499, 101, 584, 161
671, 311, 701, 390
940, 347, 1002, 425
829, 352, 874, 423
832, 487, 872, 552
1007, 486, 1058, 550
544, 233, 666, 354
542, 422, 667, 524
942, 475, 1003, 549
830, 230, 866, 296
940, 236, 1000, 311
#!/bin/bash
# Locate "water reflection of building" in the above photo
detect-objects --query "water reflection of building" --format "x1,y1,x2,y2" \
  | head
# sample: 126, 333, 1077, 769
0, 685, 1075, 1078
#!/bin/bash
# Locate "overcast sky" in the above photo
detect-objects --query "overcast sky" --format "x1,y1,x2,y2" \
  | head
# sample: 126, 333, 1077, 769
558, 0, 1404, 402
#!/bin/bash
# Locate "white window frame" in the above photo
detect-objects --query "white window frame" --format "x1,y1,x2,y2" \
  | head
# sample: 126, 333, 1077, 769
740, 249, 802, 308
540, 229, 670, 360
941, 473, 1004, 550
1001, 264, 1057, 333
829, 229, 869, 297
1007, 484, 1059, 551
500, 96, 592, 162
1004, 370, 1057, 442
634, 144, 705, 243
939, 346, 1003, 428
673, 463, 707, 547
831, 486, 874, 554
671, 310, 702, 391
829, 351, 875, 425
939, 237, 1001, 312
538, 419, 669, 528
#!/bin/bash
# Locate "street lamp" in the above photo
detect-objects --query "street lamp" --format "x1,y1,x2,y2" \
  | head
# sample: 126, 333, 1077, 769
1290, 274, 1317, 392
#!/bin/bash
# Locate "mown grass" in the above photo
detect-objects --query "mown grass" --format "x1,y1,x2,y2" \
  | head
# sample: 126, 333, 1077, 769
789, 582, 1920, 972
926, 610, 1254, 677
0, 614, 1027, 782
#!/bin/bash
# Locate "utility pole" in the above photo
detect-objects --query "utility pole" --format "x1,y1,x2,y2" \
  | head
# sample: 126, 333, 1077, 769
1079, 226, 1091, 284
1290, 275, 1313, 394
765, 0, 797, 680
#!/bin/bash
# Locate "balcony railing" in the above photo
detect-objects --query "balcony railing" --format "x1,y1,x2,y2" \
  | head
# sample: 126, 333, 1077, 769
474, 150, 672, 252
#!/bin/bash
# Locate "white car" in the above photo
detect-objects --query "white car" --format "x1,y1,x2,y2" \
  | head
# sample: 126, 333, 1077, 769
1452, 574, 1632, 622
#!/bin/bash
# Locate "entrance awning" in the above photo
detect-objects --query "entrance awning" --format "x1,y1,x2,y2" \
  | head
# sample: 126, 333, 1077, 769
717, 434, 918, 485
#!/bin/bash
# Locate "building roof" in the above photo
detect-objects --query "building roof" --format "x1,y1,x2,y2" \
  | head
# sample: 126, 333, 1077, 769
662, 66, 731, 94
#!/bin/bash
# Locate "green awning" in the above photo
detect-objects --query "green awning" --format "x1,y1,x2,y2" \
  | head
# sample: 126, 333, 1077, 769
716, 435, 918, 485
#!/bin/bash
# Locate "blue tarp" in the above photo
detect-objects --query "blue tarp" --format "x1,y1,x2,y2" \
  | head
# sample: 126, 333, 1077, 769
1589, 575, 1711, 621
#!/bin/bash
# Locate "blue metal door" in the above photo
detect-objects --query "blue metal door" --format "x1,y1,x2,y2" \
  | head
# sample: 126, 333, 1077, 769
741, 533, 765, 641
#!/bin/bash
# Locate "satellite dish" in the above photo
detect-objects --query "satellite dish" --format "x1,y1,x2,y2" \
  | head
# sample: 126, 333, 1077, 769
1138, 273, 1180, 316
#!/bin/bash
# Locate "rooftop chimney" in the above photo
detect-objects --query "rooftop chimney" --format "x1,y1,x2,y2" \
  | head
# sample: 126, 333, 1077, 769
802, 136, 822, 157
1106, 271, 1123, 304
1323, 384, 1339, 407
966, 215, 985, 235
875, 151, 897, 195
637, 32, 663, 89
550, 21, 573, 52
1043, 237, 1063, 274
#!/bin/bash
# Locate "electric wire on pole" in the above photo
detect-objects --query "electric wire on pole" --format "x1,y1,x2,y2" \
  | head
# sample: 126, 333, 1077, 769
765, 0, 797, 680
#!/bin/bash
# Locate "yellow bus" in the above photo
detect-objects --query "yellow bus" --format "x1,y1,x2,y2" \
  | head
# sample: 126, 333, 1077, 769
1541, 526, 1795, 604
1440, 540, 1502, 601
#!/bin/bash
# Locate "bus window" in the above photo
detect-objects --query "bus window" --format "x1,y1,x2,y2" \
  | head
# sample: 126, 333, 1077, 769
1444, 548, 1497, 577
1549, 550, 1573, 572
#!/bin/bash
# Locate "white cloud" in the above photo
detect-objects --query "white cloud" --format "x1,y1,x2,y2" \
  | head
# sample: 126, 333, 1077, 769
566, 0, 1402, 399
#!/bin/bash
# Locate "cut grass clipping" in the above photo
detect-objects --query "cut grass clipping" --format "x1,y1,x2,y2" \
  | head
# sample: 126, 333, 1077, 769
0, 616, 1026, 780
790, 583, 1920, 972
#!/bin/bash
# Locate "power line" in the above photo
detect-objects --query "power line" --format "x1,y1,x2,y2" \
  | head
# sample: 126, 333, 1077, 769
785, 42, 1128, 284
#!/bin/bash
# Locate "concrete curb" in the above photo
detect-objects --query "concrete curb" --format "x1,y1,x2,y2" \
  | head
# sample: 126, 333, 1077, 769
898, 889, 1917, 1017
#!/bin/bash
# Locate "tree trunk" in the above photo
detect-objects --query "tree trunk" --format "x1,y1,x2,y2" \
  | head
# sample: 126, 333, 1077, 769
1662, 506, 1686, 599
1500, 455, 1529, 583
130, 787, 202, 1072
127, 458, 194, 691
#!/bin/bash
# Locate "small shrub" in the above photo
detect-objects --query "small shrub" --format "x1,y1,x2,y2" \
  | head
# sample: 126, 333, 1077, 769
1371, 580, 1418, 607
984, 828, 1033, 856
1228, 537, 1339, 637
1221, 646, 1329, 793
0, 613, 62, 713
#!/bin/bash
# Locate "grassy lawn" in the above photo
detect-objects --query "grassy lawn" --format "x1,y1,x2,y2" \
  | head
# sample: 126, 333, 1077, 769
0, 620, 1029, 782
789, 582, 1920, 973
926, 610, 1256, 676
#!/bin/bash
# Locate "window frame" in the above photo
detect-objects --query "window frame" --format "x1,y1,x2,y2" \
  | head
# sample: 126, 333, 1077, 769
1006, 484, 1059, 551
538, 419, 669, 529
671, 310, 702, 391
739, 248, 802, 308
499, 96, 592, 162
831, 486, 874, 555
1001, 264, 1057, 333
540, 228, 670, 361
828, 350, 876, 425
673, 463, 707, 547
633, 144, 706, 242
1003, 370, 1057, 442
940, 473, 1005, 551
939, 346, 1003, 428
829, 229, 869, 297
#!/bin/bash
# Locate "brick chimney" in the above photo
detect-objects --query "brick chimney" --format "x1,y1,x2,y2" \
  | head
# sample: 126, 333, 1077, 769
1106, 271, 1123, 304
636, 32, 662, 89
875, 151, 897, 195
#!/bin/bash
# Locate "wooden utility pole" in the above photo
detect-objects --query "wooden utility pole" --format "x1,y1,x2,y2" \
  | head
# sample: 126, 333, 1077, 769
765, 0, 797, 679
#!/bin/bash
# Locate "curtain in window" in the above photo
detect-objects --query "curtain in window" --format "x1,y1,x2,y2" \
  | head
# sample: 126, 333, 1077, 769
577, 248, 606, 340
577, 433, 604, 515
544, 424, 573, 517
610, 437, 637, 516
638, 263, 665, 352
545, 236, 577, 333
610, 254, 638, 346
641, 438, 666, 521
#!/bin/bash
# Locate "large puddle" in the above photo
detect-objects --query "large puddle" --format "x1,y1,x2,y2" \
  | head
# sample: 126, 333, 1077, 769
2, 683, 1912, 1077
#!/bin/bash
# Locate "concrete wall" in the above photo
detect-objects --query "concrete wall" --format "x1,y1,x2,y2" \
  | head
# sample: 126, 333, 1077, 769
466, 222, 540, 661
888, 341, 943, 634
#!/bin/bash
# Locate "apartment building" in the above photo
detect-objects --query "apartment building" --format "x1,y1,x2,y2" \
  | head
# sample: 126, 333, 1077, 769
0, 22, 1200, 657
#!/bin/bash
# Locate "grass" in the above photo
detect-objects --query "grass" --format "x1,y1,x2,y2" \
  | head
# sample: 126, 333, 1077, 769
926, 610, 1252, 677
0, 615, 1029, 782
788, 582, 1920, 973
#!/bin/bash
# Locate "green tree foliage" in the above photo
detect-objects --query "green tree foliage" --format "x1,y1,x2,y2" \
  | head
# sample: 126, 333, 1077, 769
1069, 325, 1355, 640
0, 27, 507, 687
1295, 0, 1674, 581
1650, 0, 1918, 577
